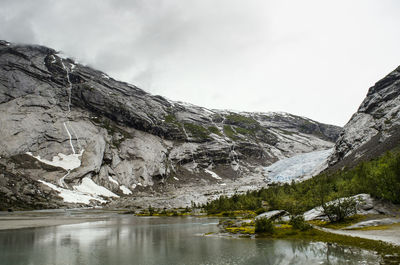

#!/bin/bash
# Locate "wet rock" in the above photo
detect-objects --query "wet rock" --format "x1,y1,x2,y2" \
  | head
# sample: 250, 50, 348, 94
255, 210, 288, 220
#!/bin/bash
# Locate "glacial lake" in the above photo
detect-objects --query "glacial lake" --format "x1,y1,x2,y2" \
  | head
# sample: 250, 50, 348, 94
0, 215, 381, 265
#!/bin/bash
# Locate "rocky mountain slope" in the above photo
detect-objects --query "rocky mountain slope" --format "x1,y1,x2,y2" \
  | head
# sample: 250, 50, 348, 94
329, 65, 400, 169
0, 40, 341, 209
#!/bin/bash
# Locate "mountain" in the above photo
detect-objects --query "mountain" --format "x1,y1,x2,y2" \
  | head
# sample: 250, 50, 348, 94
329, 65, 400, 169
0, 40, 341, 210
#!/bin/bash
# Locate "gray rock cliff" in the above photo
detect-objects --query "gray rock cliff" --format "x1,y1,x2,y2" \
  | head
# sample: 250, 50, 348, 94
329, 65, 400, 168
0, 41, 341, 209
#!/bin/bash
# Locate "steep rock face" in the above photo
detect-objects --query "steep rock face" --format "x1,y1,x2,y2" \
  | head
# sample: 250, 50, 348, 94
0, 41, 341, 209
329, 65, 400, 168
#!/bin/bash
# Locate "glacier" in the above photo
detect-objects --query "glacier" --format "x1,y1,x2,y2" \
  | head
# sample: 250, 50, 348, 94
264, 148, 333, 183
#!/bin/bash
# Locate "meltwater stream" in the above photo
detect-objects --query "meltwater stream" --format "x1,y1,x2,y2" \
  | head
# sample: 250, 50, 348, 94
0, 216, 380, 265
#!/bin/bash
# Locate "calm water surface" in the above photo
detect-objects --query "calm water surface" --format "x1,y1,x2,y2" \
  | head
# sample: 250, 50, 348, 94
0, 216, 381, 265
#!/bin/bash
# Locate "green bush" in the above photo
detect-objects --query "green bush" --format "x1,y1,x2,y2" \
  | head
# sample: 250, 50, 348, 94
322, 197, 357, 222
289, 215, 311, 231
148, 205, 155, 216
255, 218, 274, 234
255, 208, 266, 215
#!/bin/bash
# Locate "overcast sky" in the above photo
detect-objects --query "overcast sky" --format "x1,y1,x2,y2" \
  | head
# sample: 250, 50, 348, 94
1, 0, 400, 126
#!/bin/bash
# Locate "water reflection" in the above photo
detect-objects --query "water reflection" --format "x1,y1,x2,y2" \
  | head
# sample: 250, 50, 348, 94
0, 216, 380, 265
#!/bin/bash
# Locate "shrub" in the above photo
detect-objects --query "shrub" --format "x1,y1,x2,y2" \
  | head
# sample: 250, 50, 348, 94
322, 197, 357, 222
289, 215, 311, 231
255, 208, 266, 215
148, 205, 155, 216
255, 218, 274, 234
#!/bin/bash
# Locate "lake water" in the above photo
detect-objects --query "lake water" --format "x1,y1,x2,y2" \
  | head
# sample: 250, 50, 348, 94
0, 216, 381, 265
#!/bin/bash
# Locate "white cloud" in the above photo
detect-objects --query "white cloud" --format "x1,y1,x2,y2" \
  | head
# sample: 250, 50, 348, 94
1, 0, 399, 126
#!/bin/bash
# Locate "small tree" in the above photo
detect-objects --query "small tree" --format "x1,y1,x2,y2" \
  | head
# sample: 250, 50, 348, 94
148, 205, 155, 216
255, 218, 274, 234
322, 197, 357, 222
289, 215, 310, 231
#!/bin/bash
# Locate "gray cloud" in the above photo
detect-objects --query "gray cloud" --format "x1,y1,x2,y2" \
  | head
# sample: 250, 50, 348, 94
1, 0, 400, 126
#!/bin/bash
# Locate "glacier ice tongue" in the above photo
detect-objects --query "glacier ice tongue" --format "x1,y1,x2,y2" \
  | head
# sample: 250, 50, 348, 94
264, 148, 333, 183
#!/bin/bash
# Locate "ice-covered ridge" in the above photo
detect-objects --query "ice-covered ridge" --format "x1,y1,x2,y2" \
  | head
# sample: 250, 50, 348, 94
26, 150, 84, 171
264, 148, 333, 183
38, 180, 107, 204
74, 177, 119, 198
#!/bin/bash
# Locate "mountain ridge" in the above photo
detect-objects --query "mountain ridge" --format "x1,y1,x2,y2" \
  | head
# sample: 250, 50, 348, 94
0, 40, 340, 209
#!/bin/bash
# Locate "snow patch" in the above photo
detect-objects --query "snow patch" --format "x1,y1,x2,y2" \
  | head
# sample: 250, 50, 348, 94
38, 180, 107, 204
26, 150, 84, 171
264, 149, 333, 183
108, 176, 119, 185
74, 177, 119, 198
204, 169, 222, 180
119, 185, 132, 195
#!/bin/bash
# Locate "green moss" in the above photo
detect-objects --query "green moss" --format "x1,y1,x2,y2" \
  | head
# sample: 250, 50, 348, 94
183, 123, 210, 141
223, 125, 238, 140
235, 126, 254, 135
225, 114, 259, 126
165, 114, 177, 124
208, 126, 222, 136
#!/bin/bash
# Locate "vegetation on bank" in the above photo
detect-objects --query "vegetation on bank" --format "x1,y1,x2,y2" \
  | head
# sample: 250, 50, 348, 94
218, 216, 400, 264
204, 150, 400, 215
132, 205, 195, 217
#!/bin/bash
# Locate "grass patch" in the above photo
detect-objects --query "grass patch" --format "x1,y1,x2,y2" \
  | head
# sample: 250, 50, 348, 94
235, 126, 254, 136
165, 114, 178, 124
183, 123, 210, 141
208, 210, 257, 218
208, 126, 222, 136
225, 114, 259, 126
226, 226, 255, 234
223, 125, 238, 140
321, 215, 367, 229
